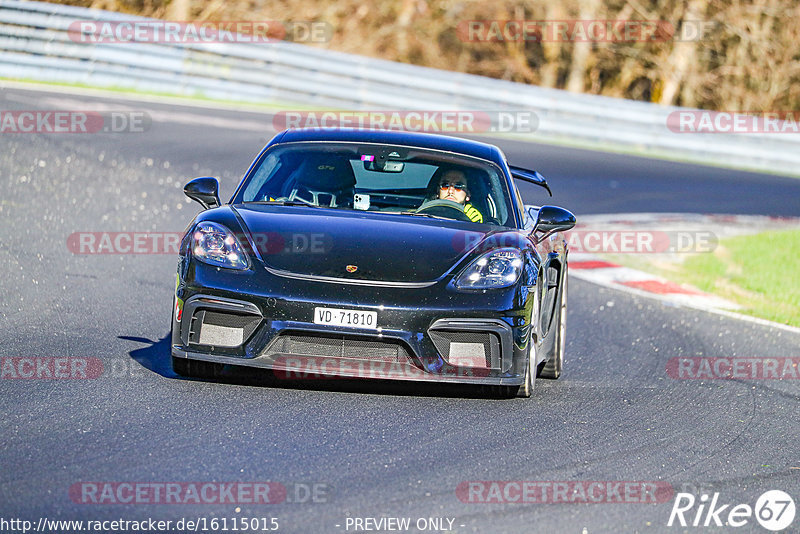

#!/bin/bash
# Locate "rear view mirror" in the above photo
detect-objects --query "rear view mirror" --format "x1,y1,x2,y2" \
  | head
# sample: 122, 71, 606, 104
361, 155, 404, 172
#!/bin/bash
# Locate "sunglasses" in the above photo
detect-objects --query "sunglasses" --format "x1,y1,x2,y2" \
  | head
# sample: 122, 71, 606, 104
440, 181, 467, 191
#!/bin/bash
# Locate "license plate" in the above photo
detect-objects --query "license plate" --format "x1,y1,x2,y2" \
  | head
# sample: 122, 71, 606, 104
313, 307, 377, 329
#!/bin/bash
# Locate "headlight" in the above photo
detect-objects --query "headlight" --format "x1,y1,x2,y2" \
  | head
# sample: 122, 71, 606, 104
191, 222, 249, 270
455, 248, 523, 289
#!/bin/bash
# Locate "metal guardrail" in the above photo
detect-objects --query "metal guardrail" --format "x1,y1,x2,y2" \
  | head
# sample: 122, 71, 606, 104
2, 0, 799, 176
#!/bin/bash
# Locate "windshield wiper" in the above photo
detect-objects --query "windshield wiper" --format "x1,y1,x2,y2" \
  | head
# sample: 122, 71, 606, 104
398, 211, 450, 220
244, 200, 320, 207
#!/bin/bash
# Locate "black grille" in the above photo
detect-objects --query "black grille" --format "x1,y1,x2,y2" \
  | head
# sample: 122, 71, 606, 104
264, 333, 411, 364
429, 330, 499, 368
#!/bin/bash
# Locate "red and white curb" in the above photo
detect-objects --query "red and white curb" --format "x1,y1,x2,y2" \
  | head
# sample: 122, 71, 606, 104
569, 255, 740, 309
566, 213, 800, 332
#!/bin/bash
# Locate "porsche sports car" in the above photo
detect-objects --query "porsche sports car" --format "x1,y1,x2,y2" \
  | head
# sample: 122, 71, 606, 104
171, 128, 575, 398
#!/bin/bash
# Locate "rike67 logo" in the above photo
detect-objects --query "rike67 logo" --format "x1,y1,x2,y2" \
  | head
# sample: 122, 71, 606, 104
668, 490, 795, 531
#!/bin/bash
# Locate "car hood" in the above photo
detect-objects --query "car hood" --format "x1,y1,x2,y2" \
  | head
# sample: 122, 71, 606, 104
232, 205, 493, 283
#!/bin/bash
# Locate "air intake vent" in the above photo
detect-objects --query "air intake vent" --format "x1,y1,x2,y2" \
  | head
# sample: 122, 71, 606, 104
264, 333, 411, 364
429, 330, 500, 369
189, 310, 261, 348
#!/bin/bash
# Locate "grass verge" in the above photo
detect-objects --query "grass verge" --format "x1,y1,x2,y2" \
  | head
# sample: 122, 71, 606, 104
0, 77, 322, 112
608, 229, 800, 327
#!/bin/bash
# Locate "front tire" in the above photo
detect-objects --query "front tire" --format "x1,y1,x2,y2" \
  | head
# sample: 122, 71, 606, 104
515, 349, 535, 398
539, 272, 567, 379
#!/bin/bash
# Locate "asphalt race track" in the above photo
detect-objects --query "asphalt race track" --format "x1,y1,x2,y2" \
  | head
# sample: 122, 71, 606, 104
1, 86, 799, 534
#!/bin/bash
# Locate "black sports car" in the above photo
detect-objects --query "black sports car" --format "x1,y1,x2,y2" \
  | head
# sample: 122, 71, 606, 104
171, 129, 575, 397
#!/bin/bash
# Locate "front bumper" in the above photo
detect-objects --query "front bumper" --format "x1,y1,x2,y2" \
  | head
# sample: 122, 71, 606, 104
172, 264, 535, 386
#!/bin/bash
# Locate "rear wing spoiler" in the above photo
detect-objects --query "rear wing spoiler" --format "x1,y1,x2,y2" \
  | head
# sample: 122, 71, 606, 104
510, 166, 552, 197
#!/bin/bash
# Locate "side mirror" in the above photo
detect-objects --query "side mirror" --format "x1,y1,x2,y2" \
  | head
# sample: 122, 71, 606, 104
184, 177, 220, 210
530, 205, 576, 239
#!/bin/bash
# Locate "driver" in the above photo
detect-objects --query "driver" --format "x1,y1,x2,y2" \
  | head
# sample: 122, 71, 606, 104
438, 169, 483, 223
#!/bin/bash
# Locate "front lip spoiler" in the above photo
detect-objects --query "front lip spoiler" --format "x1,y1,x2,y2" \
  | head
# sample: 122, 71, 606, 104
172, 347, 524, 387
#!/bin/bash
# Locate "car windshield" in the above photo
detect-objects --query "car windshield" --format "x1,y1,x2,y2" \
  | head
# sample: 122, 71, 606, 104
235, 142, 516, 227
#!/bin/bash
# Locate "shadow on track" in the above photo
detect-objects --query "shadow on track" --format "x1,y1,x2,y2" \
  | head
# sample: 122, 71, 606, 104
121, 334, 176, 378
121, 333, 529, 400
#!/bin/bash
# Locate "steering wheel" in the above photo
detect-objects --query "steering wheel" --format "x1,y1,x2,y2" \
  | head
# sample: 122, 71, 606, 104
415, 199, 472, 222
